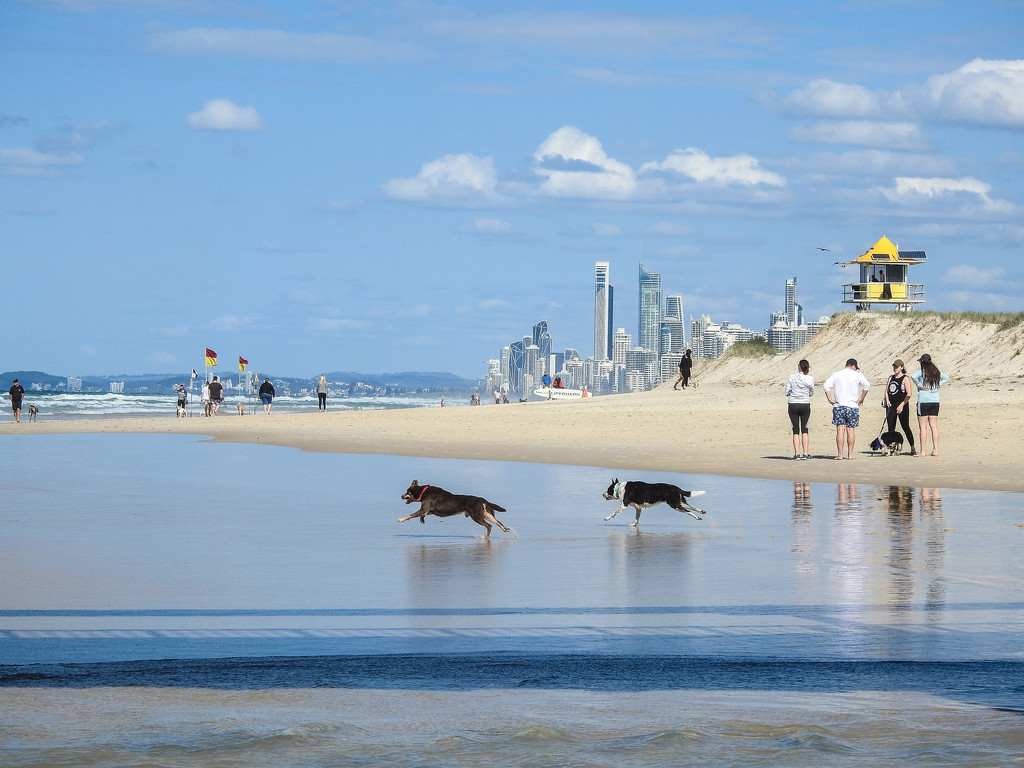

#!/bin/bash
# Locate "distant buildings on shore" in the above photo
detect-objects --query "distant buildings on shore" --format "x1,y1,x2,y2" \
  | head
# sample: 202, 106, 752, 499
485, 266, 829, 398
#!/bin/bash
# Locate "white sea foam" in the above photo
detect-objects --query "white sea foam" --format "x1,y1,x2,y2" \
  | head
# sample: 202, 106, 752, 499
16, 391, 461, 419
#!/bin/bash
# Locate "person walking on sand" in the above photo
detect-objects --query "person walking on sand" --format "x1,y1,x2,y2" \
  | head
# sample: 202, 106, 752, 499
175, 383, 188, 417
785, 359, 814, 460
259, 377, 275, 414
208, 376, 224, 416
884, 359, 916, 455
8, 378, 25, 423
910, 353, 950, 456
201, 379, 211, 417
823, 359, 871, 460
675, 349, 693, 390
316, 374, 328, 412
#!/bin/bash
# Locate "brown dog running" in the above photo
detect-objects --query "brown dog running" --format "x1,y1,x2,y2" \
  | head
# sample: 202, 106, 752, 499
399, 480, 511, 538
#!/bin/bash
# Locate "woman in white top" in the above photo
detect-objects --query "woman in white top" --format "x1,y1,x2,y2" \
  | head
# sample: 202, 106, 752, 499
785, 359, 815, 460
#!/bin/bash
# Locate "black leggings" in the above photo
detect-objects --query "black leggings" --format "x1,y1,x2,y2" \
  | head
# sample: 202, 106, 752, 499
885, 404, 915, 447
788, 403, 810, 434
318, 393, 327, 410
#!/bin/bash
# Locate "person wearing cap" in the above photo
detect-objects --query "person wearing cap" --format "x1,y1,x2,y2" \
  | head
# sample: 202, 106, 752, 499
884, 359, 916, 456
910, 353, 950, 456
8, 378, 25, 423
823, 359, 872, 460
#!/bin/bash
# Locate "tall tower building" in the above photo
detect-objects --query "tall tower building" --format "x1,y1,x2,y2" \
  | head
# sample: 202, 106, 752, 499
662, 294, 685, 353
665, 294, 683, 322
612, 327, 631, 365
594, 261, 612, 361
533, 320, 552, 360
638, 264, 662, 353
785, 277, 800, 326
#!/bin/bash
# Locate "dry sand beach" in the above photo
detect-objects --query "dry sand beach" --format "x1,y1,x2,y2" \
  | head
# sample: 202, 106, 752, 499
4, 313, 1022, 492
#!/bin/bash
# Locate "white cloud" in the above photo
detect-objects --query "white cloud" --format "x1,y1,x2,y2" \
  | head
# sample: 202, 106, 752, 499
784, 59, 1024, 130
879, 176, 1014, 214
640, 147, 785, 187
942, 264, 1006, 288
210, 314, 261, 331
789, 121, 924, 150
0, 147, 83, 177
591, 222, 625, 237
532, 126, 636, 199
382, 153, 503, 206
187, 99, 264, 131
312, 318, 364, 331
916, 58, 1024, 128
456, 216, 516, 236
151, 27, 427, 64
645, 221, 694, 237
387, 127, 785, 209
479, 298, 515, 309
783, 79, 902, 119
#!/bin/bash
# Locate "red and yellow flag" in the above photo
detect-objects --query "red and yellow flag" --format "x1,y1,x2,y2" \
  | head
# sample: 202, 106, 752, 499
205, 348, 217, 366
239, 356, 248, 372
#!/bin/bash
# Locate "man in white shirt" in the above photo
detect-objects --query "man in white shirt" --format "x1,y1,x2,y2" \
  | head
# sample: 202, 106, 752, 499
823, 358, 871, 460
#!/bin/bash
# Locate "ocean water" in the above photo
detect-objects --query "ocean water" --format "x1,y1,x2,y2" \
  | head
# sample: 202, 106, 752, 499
1, 435, 1022, 767
13, 390, 460, 420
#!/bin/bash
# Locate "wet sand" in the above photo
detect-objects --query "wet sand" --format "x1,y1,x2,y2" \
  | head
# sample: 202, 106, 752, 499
2, 380, 1018, 492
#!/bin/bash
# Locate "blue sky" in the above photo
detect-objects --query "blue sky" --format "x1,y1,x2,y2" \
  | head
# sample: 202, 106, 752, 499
2, 0, 1022, 379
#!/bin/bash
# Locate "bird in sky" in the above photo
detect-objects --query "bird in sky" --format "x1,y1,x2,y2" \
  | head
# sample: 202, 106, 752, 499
816, 247, 830, 251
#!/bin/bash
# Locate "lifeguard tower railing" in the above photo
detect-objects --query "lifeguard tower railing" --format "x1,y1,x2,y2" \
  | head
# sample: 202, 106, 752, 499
842, 282, 925, 310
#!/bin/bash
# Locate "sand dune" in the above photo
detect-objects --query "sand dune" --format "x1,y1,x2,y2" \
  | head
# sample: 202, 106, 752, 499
689, 311, 1024, 388
3, 312, 1021, 492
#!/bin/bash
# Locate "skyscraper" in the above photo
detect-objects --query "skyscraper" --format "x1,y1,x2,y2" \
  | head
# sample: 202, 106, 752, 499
533, 320, 552, 361
785, 277, 801, 326
662, 294, 685, 354
638, 264, 662, 353
594, 261, 612, 361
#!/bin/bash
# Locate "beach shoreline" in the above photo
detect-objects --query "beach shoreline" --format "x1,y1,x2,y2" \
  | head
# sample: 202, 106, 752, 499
2, 380, 1018, 493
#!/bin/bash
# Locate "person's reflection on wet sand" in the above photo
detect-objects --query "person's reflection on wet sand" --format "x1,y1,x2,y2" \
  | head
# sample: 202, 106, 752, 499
791, 482, 813, 570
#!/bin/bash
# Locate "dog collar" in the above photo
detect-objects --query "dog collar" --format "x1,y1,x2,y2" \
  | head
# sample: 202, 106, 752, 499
614, 481, 624, 498
414, 485, 430, 502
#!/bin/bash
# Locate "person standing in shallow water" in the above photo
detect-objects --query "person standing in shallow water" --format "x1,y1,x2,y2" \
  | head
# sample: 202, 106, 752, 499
785, 359, 814, 460
259, 377, 275, 415
911, 353, 950, 456
8, 378, 25, 423
316, 375, 328, 412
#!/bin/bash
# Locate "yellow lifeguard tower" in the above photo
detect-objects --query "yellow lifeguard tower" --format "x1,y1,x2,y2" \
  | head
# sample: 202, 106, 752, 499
839, 235, 927, 311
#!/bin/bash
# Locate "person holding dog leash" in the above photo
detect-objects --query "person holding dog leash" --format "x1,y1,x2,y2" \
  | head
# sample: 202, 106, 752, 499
883, 359, 917, 456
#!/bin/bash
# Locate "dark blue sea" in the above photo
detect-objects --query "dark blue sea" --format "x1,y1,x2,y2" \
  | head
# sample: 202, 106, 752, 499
2, 435, 1022, 766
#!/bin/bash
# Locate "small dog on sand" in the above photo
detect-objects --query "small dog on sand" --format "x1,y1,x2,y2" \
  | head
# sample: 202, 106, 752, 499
399, 480, 511, 538
871, 430, 904, 456
236, 402, 246, 416
28, 404, 39, 422
603, 478, 707, 526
